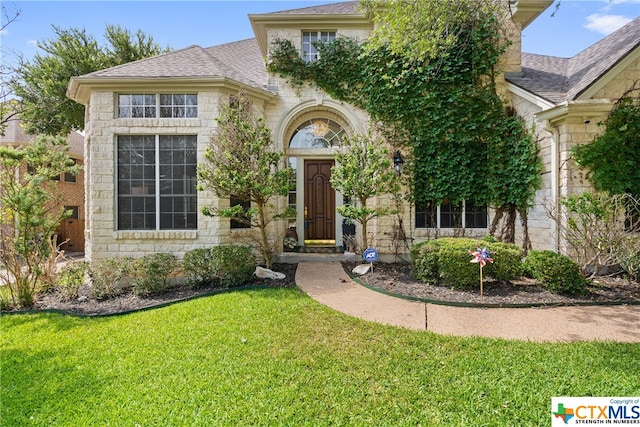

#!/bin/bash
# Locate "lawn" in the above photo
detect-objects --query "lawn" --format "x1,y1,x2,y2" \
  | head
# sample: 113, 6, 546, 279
2, 287, 638, 426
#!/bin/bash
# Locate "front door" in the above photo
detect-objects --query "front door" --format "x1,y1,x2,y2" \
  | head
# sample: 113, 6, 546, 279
304, 160, 335, 241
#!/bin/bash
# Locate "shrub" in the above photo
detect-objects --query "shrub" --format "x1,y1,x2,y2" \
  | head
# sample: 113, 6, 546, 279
616, 235, 640, 281
131, 253, 178, 296
410, 238, 523, 289
87, 257, 133, 300
523, 250, 587, 295
56, 260, 87, 300
183, 245, 256, 288
211, 245, 256, 287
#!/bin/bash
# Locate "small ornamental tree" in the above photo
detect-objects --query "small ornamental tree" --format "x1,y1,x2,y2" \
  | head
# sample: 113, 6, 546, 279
0, 135, 78, 307
330, 130, 400, 250
197, 92, 294, 268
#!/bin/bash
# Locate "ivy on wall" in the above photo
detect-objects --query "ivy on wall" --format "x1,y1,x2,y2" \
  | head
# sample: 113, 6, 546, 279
267, 0, 542, 246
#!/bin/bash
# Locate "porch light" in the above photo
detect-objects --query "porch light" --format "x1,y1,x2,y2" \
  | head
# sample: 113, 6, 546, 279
393, 150, 404, 176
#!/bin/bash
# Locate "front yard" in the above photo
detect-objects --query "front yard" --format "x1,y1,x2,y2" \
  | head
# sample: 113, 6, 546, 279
2, 287, 638, 426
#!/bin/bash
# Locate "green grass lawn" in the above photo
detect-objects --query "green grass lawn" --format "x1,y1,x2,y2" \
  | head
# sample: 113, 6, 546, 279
2, 288, 638, 426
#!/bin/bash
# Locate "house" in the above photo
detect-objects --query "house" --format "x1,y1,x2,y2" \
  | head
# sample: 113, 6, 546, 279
0, 116, 86, 253
66, 1, 640, 262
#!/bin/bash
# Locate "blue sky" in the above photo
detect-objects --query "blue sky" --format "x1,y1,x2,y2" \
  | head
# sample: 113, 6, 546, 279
1, 0, 639, 68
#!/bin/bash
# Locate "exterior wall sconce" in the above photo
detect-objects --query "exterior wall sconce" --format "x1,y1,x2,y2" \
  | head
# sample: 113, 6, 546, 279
393, 150, 404, 176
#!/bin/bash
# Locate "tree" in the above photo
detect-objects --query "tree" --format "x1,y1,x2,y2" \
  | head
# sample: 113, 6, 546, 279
0, 135, 78, 307
0, 3, 21, 136
11, 25, 169, 135
573, 90, 640, 197
330, 130, 400, 250
197, 92, 294, 268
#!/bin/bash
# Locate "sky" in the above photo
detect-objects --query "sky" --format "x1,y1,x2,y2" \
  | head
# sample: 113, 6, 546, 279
1, 0, 639, 69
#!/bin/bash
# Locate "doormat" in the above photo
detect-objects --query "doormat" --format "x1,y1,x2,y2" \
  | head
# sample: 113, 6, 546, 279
291, 246, 344, 254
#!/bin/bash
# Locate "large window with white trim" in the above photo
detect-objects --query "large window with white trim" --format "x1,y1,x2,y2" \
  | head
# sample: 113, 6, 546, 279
416, 200, 487, 229
302, 31, 336, 62
117, 135, 197, 230
118, 94, 198, 118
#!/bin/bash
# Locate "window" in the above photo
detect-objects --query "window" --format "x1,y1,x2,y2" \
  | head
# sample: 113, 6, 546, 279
64, 159, 77, 183
416, 200, 487, 229
230, 196, 251, 229
65, 206, 79, 220
289, 119, 345, 148
117, 135, 197, 230
118, 94, 197, 118
302, 31, 336, 62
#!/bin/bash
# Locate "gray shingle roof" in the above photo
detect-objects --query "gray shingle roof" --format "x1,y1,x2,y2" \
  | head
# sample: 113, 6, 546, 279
508, 17, 640, 104
268, 1, 358, 15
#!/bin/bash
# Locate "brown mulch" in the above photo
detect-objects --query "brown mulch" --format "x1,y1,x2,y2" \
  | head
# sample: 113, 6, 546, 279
344, 261, 640, 307
8, 261, 640, 316
22, 263, 299, 317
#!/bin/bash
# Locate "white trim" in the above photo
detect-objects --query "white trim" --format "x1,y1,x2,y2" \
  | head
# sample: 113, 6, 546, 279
577, 45, 640, 100
507, 82, 555, 110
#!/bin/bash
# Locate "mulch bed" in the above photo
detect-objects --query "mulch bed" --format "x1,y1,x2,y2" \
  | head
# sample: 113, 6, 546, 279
6, 261, 639, 316
344, 261, 640, 307
17, 263, 299, 317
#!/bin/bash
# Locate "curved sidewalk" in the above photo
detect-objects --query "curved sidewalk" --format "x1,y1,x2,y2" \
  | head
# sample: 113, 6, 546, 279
295, 262, 640, 343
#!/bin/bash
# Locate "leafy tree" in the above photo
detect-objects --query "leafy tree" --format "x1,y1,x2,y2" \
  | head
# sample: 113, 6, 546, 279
11, 25, 169, 136
573, 92, 640, 197
0, 3, 21, 136
330, 130, 400, 250
0, 135, 78, 307
198, 92, 294, 268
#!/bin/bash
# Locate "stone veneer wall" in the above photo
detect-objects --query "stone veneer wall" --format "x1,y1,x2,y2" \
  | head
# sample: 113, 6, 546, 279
85, 90, 226, 260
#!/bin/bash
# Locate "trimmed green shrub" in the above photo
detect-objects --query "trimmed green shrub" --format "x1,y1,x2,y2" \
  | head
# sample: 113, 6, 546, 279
182, 248, 216, 288
87, 257, 133, 300
211, 245, 256, 287
183, 245, 256, 288
523, 250, 588, 295
410, 240, 444, 285
410, 238, 523, 289
56, 260, 87, 300
131, 253, 178, 296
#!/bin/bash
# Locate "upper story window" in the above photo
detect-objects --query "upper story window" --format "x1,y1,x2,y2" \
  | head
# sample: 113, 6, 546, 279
290, 119, 345, 148
302, 31, 336, 62
118, 94, 198, 118
416, 200, 487, 229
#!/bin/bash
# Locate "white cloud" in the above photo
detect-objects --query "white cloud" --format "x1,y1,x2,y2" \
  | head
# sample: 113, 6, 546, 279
584, 13, 633, 34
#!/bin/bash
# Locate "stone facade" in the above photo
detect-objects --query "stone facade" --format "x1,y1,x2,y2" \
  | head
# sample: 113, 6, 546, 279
68, 2, 638, 262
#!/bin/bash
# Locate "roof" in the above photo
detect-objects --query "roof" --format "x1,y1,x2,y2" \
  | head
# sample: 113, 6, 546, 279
79, 39, 268, 89
267, 1, 359, 15
507, 17, 640, 104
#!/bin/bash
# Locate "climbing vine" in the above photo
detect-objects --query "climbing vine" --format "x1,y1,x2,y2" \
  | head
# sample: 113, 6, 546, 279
267, 0, 542, 248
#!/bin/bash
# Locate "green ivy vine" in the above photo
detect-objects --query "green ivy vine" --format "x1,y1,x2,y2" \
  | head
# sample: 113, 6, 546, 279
267, 0, 542, 246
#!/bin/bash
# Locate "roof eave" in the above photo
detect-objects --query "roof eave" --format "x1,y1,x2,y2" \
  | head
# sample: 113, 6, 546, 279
510, 0, 554, 30
67, 76, 276, 105
574, 43, 640, 101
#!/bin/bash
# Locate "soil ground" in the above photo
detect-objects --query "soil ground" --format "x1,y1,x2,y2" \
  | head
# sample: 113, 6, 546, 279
8, 262, 640, 316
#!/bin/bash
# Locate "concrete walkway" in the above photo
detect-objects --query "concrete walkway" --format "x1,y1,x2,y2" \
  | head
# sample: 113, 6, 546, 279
295, 262, 640, 343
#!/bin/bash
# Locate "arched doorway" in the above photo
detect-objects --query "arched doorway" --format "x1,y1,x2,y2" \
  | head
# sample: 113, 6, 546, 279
286, 117, 349, 248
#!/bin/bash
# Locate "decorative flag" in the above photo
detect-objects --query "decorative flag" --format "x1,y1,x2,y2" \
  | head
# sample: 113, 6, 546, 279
469, 246, 494, 267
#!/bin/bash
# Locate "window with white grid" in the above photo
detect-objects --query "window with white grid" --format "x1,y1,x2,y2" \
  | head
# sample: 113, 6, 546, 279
117, 94, 198, 118
302, 31, 336, 62
415, 200, 487, 229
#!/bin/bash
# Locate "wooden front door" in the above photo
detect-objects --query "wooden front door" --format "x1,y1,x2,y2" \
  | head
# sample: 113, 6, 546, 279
304, 160, 335, 241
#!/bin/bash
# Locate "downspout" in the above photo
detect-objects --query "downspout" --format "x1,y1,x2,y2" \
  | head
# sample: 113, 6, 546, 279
543, 120, 561, 252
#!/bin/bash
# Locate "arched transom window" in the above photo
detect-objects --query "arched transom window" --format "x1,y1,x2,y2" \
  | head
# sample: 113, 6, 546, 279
289, 119, 346, 148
